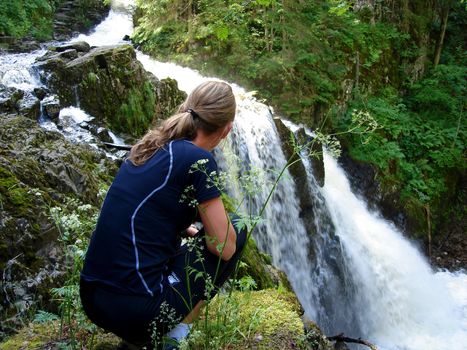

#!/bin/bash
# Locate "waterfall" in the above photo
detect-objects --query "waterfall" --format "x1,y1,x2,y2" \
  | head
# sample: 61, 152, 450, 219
1, 0, 466, 348
320, 152, 467, 349
136, 54, 467, 350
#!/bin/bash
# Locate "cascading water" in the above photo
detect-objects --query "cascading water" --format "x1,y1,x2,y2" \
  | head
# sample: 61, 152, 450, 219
1, 0, 466, 349
0, 51, 45, 90
71, 0, 134, 47
320, 151, 467, 349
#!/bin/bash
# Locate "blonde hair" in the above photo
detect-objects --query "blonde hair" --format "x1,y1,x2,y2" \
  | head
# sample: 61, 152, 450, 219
129, 81, 236, 166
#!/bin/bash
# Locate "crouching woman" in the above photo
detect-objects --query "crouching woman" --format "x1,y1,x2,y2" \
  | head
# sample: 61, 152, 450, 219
79, 81, 247, 348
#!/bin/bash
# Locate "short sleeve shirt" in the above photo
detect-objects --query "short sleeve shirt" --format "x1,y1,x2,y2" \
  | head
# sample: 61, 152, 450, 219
81, 140, 221, 297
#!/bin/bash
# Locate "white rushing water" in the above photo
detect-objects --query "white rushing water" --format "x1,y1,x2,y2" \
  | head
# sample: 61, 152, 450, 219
0, 51, 45, 91
2, 0, 466, 348
71, 0, 133, 47
322, 152, 467, 349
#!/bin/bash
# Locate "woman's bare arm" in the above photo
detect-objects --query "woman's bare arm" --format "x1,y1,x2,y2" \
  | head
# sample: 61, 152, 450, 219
198, 197, 236, 261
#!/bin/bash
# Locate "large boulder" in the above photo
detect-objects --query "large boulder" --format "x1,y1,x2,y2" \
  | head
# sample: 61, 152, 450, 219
35, 44, 186, 139
0, 113, 118, 338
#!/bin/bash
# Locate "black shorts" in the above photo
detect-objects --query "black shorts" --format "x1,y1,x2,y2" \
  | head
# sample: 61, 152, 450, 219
80, 216, 247, 344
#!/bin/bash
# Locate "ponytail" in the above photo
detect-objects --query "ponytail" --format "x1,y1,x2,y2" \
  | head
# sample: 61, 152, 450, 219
129, 112, 195, 165
128, 81, 236, 166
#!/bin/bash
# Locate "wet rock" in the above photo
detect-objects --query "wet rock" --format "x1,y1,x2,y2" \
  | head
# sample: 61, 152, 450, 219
338, 148, 408, 232
55, 41, 91, 53
17, 92, 40, 119
274, 117, 325, 237
0, 86, 41, 119
36, 44, 186, 138
33, 87, 48, 100
35, 49, 78, 68
0, 85, 24, 112
95, 127, 114, 144
34, 51, 68, 72
296, 127, 325, 187
41, 94, 61, 120
7, 40, 41, 53
302, 316, 335, 350
52, 0, 110, 41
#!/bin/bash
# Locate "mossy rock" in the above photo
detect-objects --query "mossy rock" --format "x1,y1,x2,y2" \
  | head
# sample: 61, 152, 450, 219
0, 321, 121, 350
239, 237, 294, 292
186, 289, 322, 349
36, 45, 186, 138
0, 290, 332, 350
0, 114, 118, 337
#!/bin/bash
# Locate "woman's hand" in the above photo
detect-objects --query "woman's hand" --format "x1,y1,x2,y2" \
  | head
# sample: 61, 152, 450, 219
185, 224, 199, 237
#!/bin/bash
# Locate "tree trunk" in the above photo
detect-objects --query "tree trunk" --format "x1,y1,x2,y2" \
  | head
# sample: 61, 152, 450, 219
187, 0, 193, 42
355, 51, 360, 93
401, 0, 410, 33
433, 6, 450, 67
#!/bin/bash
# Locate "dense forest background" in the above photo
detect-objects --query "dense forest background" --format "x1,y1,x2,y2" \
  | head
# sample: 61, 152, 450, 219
131, 0, 466, 254
1, 0, 465, 256
0, 0, 106, 41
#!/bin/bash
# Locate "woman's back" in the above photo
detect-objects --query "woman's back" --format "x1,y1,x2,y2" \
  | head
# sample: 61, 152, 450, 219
81, 140, 220, 297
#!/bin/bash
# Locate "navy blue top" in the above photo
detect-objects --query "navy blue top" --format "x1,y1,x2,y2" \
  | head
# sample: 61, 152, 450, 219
81, 140, 220, 297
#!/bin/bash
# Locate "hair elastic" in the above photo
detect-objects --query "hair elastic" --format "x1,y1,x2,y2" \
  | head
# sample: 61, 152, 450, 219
187, 108, 200, 119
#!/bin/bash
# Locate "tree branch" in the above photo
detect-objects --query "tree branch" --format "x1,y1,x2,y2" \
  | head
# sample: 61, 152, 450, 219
328, 333, 378, 350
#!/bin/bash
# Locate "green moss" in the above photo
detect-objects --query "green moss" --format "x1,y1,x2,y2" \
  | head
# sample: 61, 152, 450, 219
111, 81, 156, 137
0, 321, 121, 350
0, 166, 33, 214
238, 238, 275, 290
0, 323, 55, 349
189, 289, 306, 349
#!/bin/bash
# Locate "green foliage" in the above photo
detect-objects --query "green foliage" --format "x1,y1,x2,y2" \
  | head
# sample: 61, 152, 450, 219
0, 0, 55, 40
0, 0, 107, 41
0, 321, 120, 349
133, 0, 407, 124
0, 166, 34, 215
47, 195, 104, 348
334, 64, 466, 230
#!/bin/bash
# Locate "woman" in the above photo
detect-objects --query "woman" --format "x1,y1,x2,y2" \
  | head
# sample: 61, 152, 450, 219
80, 81, 247, 348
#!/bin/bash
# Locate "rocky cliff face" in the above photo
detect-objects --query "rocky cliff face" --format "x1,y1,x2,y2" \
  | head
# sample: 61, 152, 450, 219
0, 43, 189, 337
0, 113, 119, 337
53, 0, 111, 42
